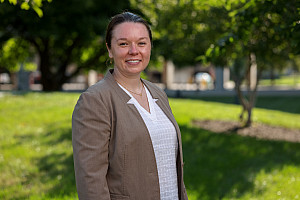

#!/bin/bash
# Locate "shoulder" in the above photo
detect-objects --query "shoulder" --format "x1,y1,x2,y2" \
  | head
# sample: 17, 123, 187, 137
75, 78, 113, 109
87, 77, 111, 94
142, 79, 165, 94
83, 75, 117, 99
142, 79, 168, 100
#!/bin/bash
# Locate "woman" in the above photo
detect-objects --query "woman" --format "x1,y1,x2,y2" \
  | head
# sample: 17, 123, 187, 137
72, 12, 188, 200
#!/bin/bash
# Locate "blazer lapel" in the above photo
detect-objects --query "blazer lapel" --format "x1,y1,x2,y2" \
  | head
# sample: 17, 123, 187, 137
104, 69, 132, 103
105, 69, 180, 134
104, 69, 183, 163
142, 79, 178, 129
142, 80, 184, 164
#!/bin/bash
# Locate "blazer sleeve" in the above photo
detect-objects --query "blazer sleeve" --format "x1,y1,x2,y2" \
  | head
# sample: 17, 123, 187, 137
72, 91, 111, 200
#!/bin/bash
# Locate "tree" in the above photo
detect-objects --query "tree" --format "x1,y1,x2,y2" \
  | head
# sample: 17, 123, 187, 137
1, 0, 51, 17
130, 0, 230, 87
205, 0, 299, 126
0, 38, 35, 73
132, 0, 299, 127
0, 0, 130, 91
130, 0, 226, 67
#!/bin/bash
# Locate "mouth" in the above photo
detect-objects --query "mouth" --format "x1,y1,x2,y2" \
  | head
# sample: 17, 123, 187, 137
126, 59, 142, 64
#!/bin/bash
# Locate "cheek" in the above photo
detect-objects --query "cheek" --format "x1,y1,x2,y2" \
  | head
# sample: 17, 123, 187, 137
142, 48, 151, 59
111, 48, 126, 58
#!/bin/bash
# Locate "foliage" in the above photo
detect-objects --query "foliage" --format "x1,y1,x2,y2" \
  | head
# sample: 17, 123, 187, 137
0, 0, 51, 17
1, 93, 300, 199
131, 0, 299, 126
203, 0, 300, 126
0, 0, 130, 90
205, 0, 299, 66
0, 38, 36, 72
130, 0, 299, 71
130, 0, 228, 67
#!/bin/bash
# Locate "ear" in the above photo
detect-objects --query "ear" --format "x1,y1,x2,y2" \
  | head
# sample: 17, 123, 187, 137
106, 43, 113, 58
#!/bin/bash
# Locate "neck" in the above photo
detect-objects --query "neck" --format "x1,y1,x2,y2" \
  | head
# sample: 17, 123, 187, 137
112, 68, 142, 91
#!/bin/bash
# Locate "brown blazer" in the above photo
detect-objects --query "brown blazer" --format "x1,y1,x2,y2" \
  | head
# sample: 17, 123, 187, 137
72, 69, 188, 200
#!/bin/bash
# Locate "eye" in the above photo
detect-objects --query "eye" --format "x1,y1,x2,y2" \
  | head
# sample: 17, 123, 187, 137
138, 42, 147, 46
119, 42, 128, 46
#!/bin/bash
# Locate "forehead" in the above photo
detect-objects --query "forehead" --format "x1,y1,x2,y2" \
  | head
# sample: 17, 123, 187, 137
112, 22, 149, 40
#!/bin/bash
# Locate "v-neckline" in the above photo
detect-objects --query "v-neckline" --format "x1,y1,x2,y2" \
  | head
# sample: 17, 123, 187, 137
118, 83, 157, 119
134, 87, 157, 121
136, 86, 155, 115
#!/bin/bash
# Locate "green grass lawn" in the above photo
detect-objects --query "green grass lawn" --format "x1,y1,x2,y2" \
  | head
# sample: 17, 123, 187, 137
259, 74, 300, 86
0, 92, 299, 199
170, 97, 300, 200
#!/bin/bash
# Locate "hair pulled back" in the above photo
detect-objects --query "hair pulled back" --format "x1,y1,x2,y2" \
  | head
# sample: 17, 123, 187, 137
105, 12, 152, 49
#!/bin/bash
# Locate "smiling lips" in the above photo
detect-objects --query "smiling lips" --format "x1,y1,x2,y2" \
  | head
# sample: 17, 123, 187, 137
126, 59, 141, 64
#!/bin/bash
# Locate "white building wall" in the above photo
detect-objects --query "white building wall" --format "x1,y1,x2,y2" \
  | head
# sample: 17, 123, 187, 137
173, 66, 194, 83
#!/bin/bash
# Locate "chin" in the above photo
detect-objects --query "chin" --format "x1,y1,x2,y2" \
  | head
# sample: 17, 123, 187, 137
127, 66, 147, 73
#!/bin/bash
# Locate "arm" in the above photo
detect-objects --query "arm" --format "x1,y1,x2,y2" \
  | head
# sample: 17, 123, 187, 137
72, 91, 111, 200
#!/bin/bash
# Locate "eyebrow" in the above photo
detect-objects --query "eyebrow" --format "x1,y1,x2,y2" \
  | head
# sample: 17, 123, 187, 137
116, 37, 149, 41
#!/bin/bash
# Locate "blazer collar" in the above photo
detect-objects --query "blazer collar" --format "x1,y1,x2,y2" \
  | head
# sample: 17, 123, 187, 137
104, 69, 161, 103
104, 69, 183, 164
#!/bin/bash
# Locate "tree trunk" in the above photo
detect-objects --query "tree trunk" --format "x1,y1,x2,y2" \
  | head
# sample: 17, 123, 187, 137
37, 39, 72, 91
233, 54, 260, 127
41, 78, 62, 91
235, 83, 254, 127
162, 60, 168, 88
270, 67, 275, 86
38, 40, 61, 91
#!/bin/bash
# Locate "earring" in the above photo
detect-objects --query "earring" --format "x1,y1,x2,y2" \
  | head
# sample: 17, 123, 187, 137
106, 58, 113, 67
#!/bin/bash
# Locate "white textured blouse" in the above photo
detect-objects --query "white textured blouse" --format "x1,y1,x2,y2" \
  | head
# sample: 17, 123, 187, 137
118, 83, 179, 200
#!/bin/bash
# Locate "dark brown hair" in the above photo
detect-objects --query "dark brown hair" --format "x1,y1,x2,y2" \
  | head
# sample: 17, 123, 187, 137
105, 12, 152, 49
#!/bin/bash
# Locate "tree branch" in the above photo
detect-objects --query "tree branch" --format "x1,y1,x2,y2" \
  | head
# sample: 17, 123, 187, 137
63, 45, 107, 84
26, 38, 42, 55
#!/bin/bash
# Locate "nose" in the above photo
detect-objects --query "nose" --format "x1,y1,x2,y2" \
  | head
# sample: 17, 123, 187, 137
129, 43, 138, 55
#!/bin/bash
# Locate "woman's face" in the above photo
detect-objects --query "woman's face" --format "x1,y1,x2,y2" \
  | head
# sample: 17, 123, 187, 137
107, 22, 151, 77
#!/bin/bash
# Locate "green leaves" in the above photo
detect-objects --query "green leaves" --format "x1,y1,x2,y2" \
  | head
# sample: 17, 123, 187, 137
20, 2, 30, 10
0, 0, 131, 90
0, 38, 35, 72
32, 5, 43, 17
0, 0, 51, 17
205, 0, 299, 70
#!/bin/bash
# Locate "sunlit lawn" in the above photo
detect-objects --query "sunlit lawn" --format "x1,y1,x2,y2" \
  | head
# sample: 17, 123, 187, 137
0, 92, 300, 199
0, 92, 78, 200
170, 97, 300, 200
259, 74, 300, 86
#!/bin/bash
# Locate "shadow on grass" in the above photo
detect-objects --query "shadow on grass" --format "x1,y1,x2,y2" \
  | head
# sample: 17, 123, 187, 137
38, 127, 77, 198
38, 151, 76, 197
181, 124, 300, 199
14, 122, 300, 199
193, 96, 300, 114
10, 126, 76, 200
45, 124, 73, 145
